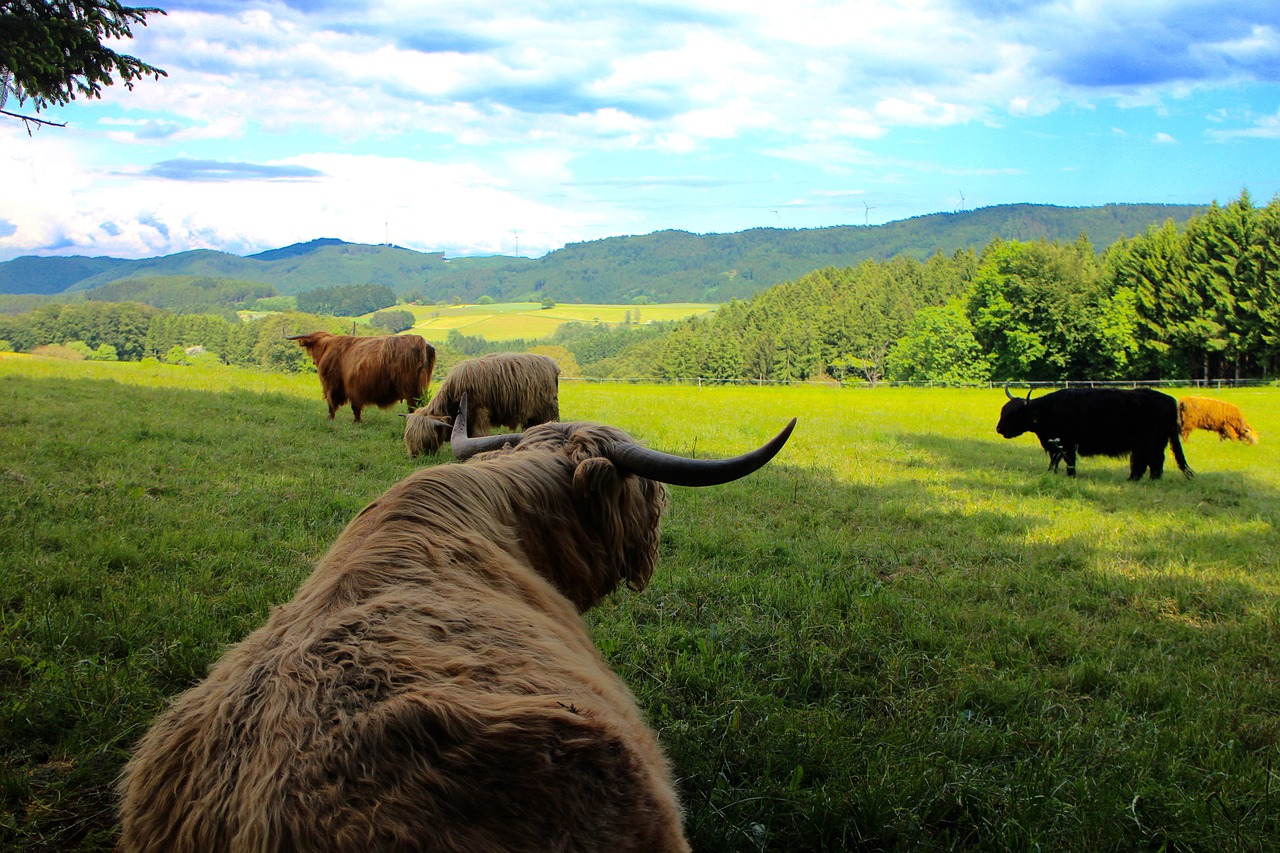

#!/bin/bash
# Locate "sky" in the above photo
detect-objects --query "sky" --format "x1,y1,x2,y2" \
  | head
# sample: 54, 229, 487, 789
2, 0, 1279, 263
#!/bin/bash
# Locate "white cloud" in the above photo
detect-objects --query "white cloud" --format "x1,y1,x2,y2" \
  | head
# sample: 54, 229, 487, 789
4, 1, 1279, 261
0, 131, 595, 260
1208, 107, 1280, 141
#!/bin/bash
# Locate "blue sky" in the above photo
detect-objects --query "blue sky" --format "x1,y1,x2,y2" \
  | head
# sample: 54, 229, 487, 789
2, 0, 1278, 262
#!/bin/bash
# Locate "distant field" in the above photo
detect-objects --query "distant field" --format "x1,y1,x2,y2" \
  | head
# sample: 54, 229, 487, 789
403, 301, 717, 342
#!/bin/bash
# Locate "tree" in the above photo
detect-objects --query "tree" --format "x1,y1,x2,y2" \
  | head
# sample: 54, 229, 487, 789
370, 309, 414, 333
967, 239, 1108, 381
1245, 195, 1280, 376
1112, 220, 1187, 378
888, 302, 992, 384
1, 1, 167, 129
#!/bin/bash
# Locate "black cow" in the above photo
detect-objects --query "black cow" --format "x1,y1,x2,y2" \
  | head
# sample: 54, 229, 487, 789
997, 386, 1193, 480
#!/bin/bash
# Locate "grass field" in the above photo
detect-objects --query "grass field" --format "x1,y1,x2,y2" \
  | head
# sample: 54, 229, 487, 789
403, 301, 717, 342
2, 353, 1279, 850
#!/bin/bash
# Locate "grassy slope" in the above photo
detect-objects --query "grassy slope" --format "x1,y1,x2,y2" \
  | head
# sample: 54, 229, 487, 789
2, 355, 1278, 850
403, 301, 717, 342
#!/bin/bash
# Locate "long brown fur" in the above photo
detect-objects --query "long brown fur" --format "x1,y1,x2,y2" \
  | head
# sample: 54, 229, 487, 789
1178, 396, 1259, 444
117, 420, 691, 853
292, 331, 437, 422
404, 352, 560, 456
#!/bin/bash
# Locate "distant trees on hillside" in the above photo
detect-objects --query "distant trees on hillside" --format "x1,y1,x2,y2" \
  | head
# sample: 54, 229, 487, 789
0, 305, 395, 372
3, 192, 1277, 383
86, 276, 275, 318
656, 251, 977, 382
297, 285, 397, 317
370, 309, 415, 332
646, 191, 1280, 383
0, 301, 158, 360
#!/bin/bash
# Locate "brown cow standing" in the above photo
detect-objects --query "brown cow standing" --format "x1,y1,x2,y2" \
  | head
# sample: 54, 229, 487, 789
288, 331, 436, 422
403, 351, 560, 457
1178, 396, 1260, 444
117, 395, 797, 853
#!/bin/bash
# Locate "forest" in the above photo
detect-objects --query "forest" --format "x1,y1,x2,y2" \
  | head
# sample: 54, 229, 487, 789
0, 203, 1203, 304
652, 190, 1280, 384
0, 191, 1275, 383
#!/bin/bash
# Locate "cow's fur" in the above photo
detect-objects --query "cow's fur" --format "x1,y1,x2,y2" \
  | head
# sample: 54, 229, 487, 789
997, 387, 1193, 480
404, 352, 560, 456
291, 331, 436, 422
1178, 396, 1259, 444
118, 420, 699, 852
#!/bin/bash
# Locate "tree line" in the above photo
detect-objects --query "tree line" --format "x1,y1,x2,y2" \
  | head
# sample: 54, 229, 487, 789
0, 303, 373, 374
650, 191, 1280, 384
2, 191, 1276, 384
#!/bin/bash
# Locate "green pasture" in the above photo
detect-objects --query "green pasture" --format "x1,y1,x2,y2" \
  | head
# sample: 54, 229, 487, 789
2, 353, 1279, 850
404, 301, 717, 342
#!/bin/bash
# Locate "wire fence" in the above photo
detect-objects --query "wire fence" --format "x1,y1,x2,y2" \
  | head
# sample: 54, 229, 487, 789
560, 376, 1280, 389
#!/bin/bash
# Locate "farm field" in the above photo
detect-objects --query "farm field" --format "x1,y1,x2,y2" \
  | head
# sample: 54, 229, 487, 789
401, 301, 717, 342
2, 353, 1279, 850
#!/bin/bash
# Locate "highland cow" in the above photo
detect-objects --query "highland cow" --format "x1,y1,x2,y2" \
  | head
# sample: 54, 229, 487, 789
288, 330, 436, 422
403, 351, 560, 457
117, 395, 797, 853
1178, 396, 1259, 445
997, 385, 1192, 480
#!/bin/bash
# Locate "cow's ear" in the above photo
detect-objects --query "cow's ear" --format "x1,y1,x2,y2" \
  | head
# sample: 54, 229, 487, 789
572, 457, 661, 596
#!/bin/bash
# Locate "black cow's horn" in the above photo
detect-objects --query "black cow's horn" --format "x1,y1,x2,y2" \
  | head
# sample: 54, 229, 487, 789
1004, 383, 1034, 402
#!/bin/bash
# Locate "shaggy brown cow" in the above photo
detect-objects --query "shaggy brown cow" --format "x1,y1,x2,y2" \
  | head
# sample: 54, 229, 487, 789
1178, 396, 1260, 444
288, 330, 436, 422
117, 395, 797, 853
403, 351, 560, 456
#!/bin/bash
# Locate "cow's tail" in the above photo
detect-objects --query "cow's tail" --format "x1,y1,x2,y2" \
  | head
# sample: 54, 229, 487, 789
1169, 426, 1194, 479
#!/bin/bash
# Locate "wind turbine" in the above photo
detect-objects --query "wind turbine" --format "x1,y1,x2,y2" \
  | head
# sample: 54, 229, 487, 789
958, 189, 966, 211
863, 200, 876, 226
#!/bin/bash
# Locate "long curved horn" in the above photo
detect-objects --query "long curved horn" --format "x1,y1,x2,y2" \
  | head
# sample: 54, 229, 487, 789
451, 393, 523, 459
450, 392, 798, 485
606, 418, 797, 487
1004, 382, 1015, 401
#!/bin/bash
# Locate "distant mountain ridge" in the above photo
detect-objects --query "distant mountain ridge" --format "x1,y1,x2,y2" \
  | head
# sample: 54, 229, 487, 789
0, 203, 1206, 304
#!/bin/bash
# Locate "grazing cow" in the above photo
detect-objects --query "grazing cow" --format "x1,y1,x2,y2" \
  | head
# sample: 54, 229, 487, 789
117, 395, 797, 853
287, 330, 436, 422
997, 385, 1193, 480
1178, 396, 1260, 445
402, 351, 560, 457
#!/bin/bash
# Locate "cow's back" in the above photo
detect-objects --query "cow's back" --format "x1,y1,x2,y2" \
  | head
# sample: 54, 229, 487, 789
118, 536, 686, 852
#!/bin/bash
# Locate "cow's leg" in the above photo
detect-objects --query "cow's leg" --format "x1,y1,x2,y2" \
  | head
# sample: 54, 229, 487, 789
1130, 450, 1157, 480
1149, 447, 1165, 480
1065, 445, 1077, 477
351, 404, 363, 423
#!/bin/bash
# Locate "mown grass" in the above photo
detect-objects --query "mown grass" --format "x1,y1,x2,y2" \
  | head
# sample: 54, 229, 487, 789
405, 301, 717, 341
2, 354, 1279, 851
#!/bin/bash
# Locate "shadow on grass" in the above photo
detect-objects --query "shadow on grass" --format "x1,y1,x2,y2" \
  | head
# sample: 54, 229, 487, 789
601, 433, 1280, 852
5, 375, 1279, 852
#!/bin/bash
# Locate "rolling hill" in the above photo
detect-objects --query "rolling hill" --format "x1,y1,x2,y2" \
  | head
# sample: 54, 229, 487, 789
0, 202, 1205, 304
